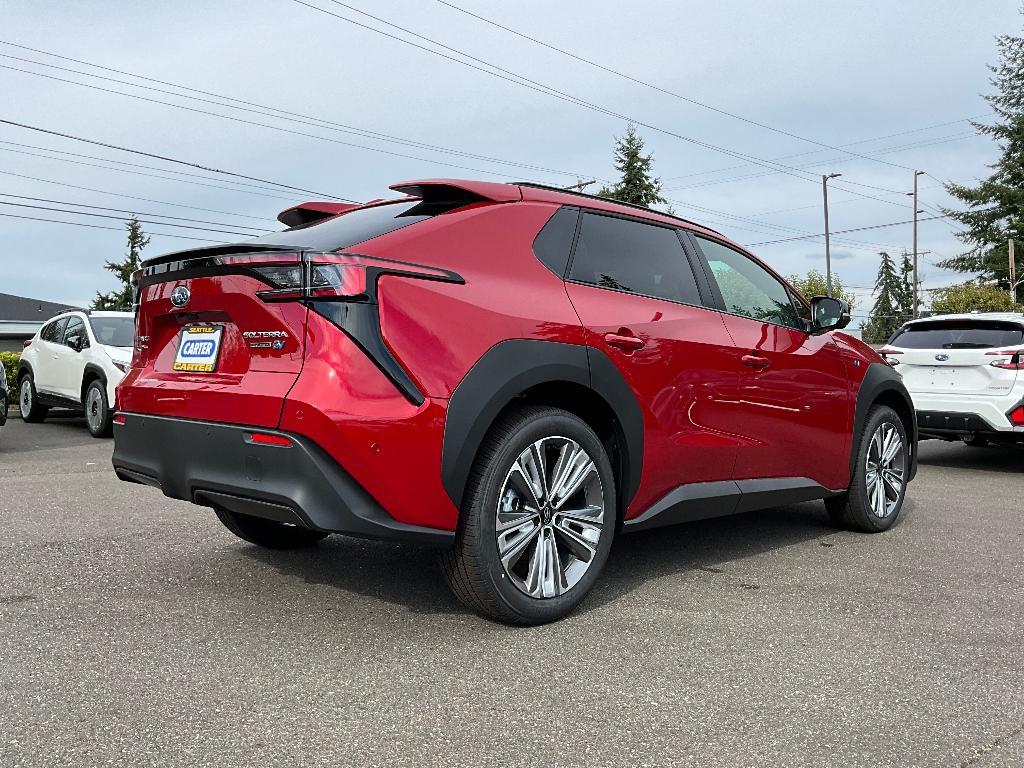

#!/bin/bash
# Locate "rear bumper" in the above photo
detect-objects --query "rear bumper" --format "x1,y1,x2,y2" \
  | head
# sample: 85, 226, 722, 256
917, 409, 1024, 440
910, 391, 1022, 435
111, 413, 454, 546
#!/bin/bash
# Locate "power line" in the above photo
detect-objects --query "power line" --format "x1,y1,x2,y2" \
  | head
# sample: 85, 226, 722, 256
0, 64, 568, 184
0, 145, 300, 201
0, 41, 592, 180
436, 0, 930, 174
0, 201, 261, 236
0, 212, 227, 242
0, 117, 352, 201
745, 213, 954, 247
291, 0, 844, 185
0, 193, 271, 232
0, 169, 272, 221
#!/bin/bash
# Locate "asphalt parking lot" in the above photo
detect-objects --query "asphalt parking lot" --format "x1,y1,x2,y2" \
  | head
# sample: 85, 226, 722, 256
1, 415, 1022, 767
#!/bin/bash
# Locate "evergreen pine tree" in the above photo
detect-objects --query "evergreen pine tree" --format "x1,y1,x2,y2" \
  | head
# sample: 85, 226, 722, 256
863, 252, 905, 343
897, 251, 915, 321
93, 216, 150, 311
597, 124, 666, 208
938, 26, 1024, 300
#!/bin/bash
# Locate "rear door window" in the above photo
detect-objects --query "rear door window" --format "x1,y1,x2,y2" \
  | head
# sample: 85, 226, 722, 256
569, 212, 701, 305
40, 317, 68, 344
890, 321, 1024, 349
62, 316, 88, 349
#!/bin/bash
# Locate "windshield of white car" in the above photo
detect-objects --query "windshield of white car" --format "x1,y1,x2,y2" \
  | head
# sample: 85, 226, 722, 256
89, 317, 134, 347
890, 321, 1024, 349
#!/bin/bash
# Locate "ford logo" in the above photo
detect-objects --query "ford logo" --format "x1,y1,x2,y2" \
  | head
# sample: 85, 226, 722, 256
171, 286, 190, 308
935, 353, 949, 362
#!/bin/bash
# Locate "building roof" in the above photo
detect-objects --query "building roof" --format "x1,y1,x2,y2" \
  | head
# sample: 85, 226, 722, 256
0, 292, 81, 323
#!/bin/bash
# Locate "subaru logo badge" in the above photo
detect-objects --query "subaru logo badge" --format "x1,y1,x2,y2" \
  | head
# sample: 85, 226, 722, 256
171, 286, 190, 308
935, 353, 949, 362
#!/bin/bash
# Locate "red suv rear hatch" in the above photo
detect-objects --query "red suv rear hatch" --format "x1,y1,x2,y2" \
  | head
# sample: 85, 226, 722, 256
119, 248, 309, 428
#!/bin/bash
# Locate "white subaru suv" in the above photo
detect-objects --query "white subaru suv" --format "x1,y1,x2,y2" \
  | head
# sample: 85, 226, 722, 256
18, 310, 134, 438
882, 312, 1024, 446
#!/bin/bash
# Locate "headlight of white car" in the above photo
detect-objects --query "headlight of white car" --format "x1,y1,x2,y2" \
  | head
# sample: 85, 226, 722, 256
112, 361, 129, 373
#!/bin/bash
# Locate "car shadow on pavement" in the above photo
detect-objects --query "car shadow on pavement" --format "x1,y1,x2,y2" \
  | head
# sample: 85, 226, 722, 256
238, 499, 848, 622
916, 441, 1023, 474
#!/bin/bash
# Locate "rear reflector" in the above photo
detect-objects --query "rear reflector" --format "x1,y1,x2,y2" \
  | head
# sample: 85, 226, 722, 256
113, 413, 126, 425
246, 432, 292, 447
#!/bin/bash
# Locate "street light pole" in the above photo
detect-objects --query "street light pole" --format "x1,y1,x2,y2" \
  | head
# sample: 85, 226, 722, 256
911, 170, 924, 318
822, 173, 841, 297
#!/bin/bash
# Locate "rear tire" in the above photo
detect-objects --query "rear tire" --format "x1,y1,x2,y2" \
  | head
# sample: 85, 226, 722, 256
214, 508, 329, 549
440, 406, 616, 625
84, 379, 113, 438
18, 373, 48, 423
826, 405, 909, 533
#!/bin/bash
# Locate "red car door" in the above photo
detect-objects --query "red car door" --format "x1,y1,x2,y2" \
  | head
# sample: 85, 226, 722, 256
690, 234, 853, 492
564, 211, 744, 521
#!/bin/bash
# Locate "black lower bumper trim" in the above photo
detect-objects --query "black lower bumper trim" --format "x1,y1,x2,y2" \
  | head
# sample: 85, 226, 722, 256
917, 410, 999, 434
112, 413, 454, 546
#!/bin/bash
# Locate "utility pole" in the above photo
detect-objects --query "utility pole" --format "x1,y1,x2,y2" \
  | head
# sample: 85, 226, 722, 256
911, 170, 925, 318
1010, 238, 1017, 304
565, 179, 596, 192
822, 173, 841, 297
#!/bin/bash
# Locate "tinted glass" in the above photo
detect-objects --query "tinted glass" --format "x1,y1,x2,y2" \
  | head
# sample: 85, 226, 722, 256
697, 237, 803, 330
250, 200, 432, 251
890, 321, 1024, 349
90, 317, 135, 347
533, 206, 579, 277
40, 317, 67, 343
63, 316, 87, 348
569, 213, 700, 305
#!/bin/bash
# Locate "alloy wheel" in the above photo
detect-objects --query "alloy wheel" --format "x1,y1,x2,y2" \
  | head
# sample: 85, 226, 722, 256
495, 436, 605, 599
865, 422, 905, 518
20, 378, 31, 413
86, 386, 104, 433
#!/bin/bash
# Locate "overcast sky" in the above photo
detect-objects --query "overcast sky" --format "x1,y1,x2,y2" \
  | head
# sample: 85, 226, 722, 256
2, 1, 1019, 325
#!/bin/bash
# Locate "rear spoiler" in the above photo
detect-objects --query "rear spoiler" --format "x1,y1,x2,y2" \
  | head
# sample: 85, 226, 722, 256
390, 179, 521, 205
277, 202, 361, 227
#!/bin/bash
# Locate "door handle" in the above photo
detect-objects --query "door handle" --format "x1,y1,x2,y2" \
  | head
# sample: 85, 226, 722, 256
741, 353, 771, 370
604, 332, 645, 352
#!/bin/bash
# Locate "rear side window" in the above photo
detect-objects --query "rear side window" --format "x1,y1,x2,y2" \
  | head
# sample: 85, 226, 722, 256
40, 317, 68, 343
533, 206, 579, 277
890, 321, 1024, 349
250, 200, 437, 251
569, 213, 701, 305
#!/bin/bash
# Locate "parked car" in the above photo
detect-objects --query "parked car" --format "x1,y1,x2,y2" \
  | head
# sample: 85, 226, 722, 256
882, 312, 1024, 445
18, 310, 134, 437
0, 360, 8, 431
112, 179, 917, 624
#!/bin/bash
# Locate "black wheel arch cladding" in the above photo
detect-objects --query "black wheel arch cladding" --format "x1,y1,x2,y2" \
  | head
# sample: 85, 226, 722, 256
441, 339, 644, 511
851, 362, 918, 481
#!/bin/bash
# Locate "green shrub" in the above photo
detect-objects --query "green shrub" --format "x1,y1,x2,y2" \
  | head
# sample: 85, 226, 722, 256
1, 351, 20, 404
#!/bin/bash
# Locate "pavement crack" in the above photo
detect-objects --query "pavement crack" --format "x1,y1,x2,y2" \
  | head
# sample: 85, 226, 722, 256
960, 721, 1024, 767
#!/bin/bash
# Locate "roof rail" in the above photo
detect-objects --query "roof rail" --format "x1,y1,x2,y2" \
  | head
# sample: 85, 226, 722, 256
515, 182, 724, 237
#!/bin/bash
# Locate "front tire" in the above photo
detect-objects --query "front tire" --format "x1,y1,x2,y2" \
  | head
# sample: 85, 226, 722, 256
440, 406, 616, 625
214, 508, 329, 549
18, 374, 48, 423
826, 405, 909, 532
84, 379, 113, 438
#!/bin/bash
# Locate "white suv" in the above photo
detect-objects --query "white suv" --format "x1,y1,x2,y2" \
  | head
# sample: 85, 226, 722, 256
882, 312, 1024, 446
18, 310, 134, 437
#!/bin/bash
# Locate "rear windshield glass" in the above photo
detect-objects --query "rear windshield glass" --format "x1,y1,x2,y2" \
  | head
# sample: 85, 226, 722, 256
248, 200, 433, 251
90, 317, 135, 347
890, 321, 1024, 349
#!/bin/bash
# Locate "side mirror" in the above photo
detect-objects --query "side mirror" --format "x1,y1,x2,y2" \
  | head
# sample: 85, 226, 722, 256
67, 335, 84, 352
809, 296, 851, 334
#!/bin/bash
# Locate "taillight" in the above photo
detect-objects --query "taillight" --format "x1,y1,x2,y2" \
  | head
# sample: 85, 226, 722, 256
1009, 405, 1024, 426
986, 349, 1024, 370
880, 347, 903, 366
253, 254, 459, 304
